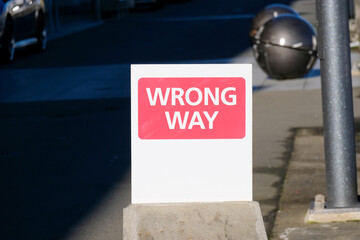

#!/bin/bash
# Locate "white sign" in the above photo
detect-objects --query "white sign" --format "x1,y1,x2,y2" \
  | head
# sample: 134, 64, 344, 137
131, 64, 252, 203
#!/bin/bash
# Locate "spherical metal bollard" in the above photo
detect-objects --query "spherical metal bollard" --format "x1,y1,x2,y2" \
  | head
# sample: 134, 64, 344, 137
250, 4, 298, 42
252, 14, 317, 80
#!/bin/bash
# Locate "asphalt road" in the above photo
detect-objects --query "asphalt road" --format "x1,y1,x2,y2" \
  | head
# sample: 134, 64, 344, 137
0, 0, 294, 239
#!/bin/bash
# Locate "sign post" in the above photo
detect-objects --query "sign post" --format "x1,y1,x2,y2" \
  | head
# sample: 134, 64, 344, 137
316, 0, 359, 208
124, 64, 267, 240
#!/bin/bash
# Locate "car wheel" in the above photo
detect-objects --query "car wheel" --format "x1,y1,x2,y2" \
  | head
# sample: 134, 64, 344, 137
0, 18, 15, 63
35, 12, 47, 51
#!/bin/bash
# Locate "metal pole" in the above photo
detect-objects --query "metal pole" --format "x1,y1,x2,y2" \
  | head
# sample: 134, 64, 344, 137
316, 0, 359, 208
350, 0, 355, 19
355, 0, 360, 39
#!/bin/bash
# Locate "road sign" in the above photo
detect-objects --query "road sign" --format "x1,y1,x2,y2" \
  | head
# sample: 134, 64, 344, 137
138, 77, 246, 139
131, 64, 252, 203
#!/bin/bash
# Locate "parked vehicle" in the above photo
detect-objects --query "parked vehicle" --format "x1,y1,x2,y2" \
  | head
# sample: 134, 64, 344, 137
0, 0, 46, 63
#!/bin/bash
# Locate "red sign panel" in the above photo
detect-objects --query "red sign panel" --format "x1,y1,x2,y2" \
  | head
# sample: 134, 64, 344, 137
138, 77, 246, 139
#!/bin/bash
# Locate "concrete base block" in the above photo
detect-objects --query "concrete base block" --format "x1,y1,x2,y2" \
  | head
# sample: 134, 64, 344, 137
305, 195, 360, 223
123, 201, 267, 240
305, 204, 360, 223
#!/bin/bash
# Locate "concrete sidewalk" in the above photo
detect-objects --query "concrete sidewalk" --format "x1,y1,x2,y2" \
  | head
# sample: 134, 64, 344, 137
251, 86, 360, 238
271, 123, 360, 240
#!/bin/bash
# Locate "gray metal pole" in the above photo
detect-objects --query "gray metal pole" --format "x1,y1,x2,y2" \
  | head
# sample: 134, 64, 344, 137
316, 0, 359, 208
350, 0, 355, 18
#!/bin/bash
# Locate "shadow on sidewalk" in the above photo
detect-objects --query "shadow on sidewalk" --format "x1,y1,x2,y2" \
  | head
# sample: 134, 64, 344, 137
0, 98, 130, 240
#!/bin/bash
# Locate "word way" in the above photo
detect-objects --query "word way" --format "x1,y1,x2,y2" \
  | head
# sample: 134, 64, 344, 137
165, 111, 219, 129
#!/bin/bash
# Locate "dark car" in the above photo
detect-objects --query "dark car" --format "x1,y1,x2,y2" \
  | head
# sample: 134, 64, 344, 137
0, 0, 46, 63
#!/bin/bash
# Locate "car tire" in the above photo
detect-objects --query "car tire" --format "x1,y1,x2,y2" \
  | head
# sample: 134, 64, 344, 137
35, 11, 47, 52
0, 18, 15, 63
